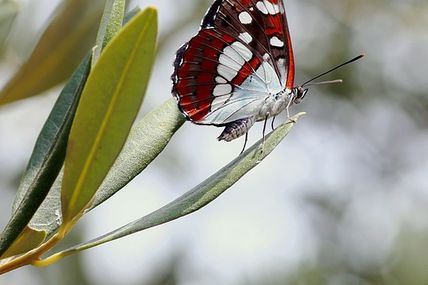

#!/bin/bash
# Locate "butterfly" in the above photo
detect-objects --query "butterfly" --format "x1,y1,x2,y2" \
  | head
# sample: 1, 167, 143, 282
171, 0, 362, 149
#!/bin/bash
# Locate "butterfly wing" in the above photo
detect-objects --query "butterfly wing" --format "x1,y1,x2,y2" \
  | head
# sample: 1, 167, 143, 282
172, 0, 295, 125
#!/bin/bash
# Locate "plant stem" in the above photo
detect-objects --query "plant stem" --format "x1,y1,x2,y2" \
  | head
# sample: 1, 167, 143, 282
0, 232, 62, 274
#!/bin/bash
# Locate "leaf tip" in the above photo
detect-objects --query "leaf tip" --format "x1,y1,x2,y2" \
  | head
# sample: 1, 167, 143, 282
142, 6, 158, 19
289, 112, 306, 123
144, 5, 158, 12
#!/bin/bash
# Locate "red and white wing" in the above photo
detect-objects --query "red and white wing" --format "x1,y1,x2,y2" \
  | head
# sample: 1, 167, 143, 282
172, 0, 295, 125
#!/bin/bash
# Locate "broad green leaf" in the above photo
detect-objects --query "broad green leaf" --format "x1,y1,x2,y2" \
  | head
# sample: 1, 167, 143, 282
0, 55, 91, 257
0, 0, 19, 54
0, 227, 46, 259
92, 0, 125, 67
91, 98, 185, 209
0, 0, 105, 105
51, 113, 305, 256
61, 8, 158, 224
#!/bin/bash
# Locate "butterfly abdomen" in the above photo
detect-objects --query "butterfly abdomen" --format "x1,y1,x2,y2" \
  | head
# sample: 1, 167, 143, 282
217, 117, 256, 142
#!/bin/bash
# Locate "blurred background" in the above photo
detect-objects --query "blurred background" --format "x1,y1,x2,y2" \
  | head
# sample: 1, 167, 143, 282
1, 0, 428, 284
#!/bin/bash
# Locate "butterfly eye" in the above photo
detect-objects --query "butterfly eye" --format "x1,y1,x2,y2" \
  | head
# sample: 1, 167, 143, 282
292, 87, 307, 104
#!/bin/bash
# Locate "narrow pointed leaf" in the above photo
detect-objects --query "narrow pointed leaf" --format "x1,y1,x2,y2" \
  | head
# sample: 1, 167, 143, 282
13, 99, 183, 241
0, 0, 105, 105
92, 0, 125, 67
91, 98, 185, 209
54, 113, 305, 256
103, 0, 125, 41
0, 7, 147, 242
0, 55, 91, 257
61, 8, 158, 224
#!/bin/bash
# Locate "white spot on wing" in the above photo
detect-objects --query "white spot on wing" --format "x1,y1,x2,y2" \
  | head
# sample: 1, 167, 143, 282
256, 1, 268, 14
277, 58, 288, 82
266, 1, 280, 14
256, 1, 280, 15
239, 32, 253, 44
219, 45, 245, 80
215, 76, 227, 84
217, 41, 253, 81
217, 64, 238, 81
213, 84, 233, 96
238, 11, 252, 24
263, 53, 270, 62
270, 36, 284, 47
231, 41, 253, 61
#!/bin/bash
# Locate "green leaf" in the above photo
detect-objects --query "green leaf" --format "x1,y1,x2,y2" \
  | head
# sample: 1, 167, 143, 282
0, 0, 105, 105
92, 0, 125, 67
0, 55, 91, 257
61, 8, 158, 225
52, 113, 305, 256
9, 98, 184, 242
0, 8, 146, 247
91, 98, 185, 209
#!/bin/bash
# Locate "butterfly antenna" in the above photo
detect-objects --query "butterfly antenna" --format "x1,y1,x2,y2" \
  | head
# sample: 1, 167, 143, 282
301, 54, 365, 87
304, 79, 343, 87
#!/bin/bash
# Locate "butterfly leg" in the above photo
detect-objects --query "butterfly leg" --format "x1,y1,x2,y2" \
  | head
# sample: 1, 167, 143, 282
285, 92, 297, 118
285, 99, 292, 118
271, 116, 276, 131
240, 132, 249, 155
260, 115, 270, 153
285, 94, 297, 124
262, 116, 268, 142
